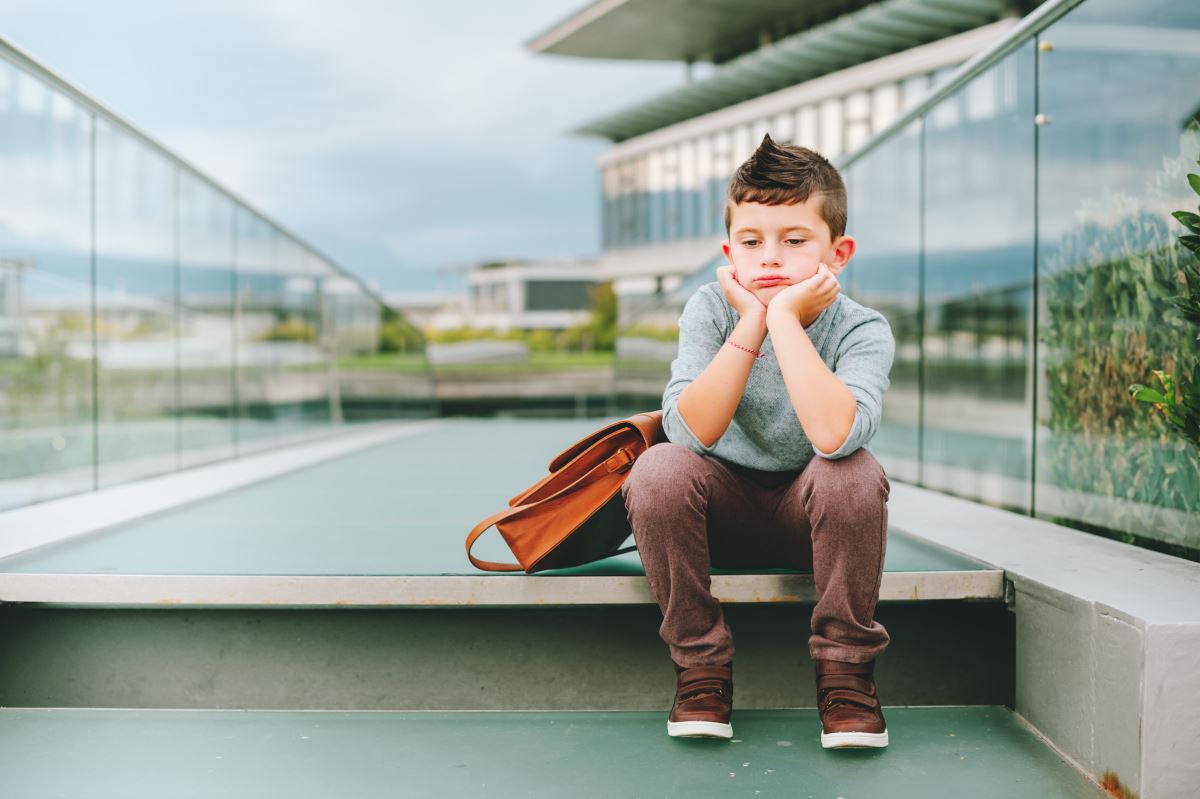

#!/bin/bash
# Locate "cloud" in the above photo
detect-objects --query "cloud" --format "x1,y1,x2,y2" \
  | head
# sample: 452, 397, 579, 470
0, 0, 683, 290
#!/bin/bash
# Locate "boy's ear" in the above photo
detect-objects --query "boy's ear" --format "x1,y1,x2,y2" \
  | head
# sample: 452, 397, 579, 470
721, 240, 734, 264
826, 234, 856, 276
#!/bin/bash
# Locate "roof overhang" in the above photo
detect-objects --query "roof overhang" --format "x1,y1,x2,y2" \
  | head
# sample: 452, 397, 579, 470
541, 0, 1022, 142
526, 0, 880, 64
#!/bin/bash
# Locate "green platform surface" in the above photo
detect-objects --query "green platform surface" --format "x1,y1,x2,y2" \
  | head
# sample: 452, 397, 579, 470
0, 707, 1102, 799
0, 420, 989, 577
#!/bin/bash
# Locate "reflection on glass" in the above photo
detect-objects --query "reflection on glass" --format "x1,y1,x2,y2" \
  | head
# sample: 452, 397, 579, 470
613, 256, 721, 412
843, 120, 923, 483
0, 61, 93, 509
602, 0, 1200, 557
0, 49, 431, 514
178, 172, 236, 467
234, 210, 281, 454
921, 44, 1036, 511
94, 119, 179, 487
1035, 0, 1200, 553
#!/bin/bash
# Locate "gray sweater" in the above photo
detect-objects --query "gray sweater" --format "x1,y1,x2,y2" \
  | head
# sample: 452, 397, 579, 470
662, 282, 894, 471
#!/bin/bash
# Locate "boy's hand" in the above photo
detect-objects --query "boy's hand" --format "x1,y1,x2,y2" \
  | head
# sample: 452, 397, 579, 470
717, 265, 767, 321
767, 262, 840, 325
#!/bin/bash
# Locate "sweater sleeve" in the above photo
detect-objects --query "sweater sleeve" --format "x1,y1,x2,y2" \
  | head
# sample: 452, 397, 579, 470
661, 286, 727, 455
810, 313, 895, 460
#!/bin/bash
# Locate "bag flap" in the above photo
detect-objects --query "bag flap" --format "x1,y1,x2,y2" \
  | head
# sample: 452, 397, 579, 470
546, 410, 664, 472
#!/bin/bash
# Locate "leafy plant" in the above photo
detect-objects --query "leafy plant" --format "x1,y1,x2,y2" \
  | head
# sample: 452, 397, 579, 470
1040, 124, 1200, 550
1129, 154, 1200, 451
259, 315, 317, 343
378, 307, 426, 354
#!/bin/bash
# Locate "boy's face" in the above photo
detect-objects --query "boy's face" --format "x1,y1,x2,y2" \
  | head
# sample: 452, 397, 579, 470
721, 197, 855, 304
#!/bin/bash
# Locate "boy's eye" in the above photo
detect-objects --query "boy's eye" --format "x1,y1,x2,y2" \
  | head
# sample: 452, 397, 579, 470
740, 238, 806, 246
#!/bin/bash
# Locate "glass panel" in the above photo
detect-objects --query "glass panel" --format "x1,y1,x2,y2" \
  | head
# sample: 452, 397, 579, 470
0, 62, 94, 510
93, 120, 179, 487
299, 251, 331, 433
177, 172, 235, 467
234, 209, 279, 454
274, 236, 316, 440
921, 44, 1036, 510
613, 255, 723, 411
1034, 0, 1200, 555
646, 149, 663, 243
843, 120, 923, 483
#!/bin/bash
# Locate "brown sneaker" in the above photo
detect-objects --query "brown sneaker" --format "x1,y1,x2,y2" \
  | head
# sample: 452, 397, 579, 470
667, 662, 733, 739
814, 658, 888, 748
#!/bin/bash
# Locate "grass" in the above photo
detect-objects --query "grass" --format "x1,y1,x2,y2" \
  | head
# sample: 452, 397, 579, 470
337, 351, 614, 375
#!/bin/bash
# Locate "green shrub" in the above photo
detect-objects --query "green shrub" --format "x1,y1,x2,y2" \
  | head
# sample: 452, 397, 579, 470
1130, 132, 1200, 452
379, 314, 425, 354
260, 315, 317, 343
1041, 125, 1200, 547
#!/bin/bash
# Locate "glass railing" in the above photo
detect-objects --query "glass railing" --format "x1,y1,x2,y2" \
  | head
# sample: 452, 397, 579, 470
615, 0, 1200, 560
0, 38, 433, 511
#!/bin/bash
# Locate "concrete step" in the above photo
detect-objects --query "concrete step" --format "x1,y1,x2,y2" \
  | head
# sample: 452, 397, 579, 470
0, 706, 1106, 798
0, 601, 1012, 711
0, 420, 1013, 711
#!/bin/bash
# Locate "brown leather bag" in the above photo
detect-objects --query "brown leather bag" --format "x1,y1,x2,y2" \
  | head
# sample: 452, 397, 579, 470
466, 410, 666, 573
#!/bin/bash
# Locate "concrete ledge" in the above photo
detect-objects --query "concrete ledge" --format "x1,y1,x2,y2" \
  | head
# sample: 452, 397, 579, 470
888, 481, 1200, 799
0, 569, 1003, 608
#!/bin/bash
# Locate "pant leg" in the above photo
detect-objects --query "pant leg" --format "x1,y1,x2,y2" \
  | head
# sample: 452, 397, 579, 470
774, 447, 891, 663
621, 442, 770, 668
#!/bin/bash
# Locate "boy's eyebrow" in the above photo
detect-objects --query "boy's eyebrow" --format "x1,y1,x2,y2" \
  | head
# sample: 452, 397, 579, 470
733, 225, 817, 235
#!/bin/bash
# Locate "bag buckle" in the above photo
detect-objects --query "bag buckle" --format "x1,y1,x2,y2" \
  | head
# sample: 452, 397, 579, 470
604, 447, 635, 473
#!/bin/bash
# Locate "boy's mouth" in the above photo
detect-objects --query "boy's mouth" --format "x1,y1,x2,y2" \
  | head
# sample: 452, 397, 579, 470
754, 276, 787, 286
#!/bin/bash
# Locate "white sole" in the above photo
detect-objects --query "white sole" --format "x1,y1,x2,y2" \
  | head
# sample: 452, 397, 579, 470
667, 720, 733, 739
821, 729, 889, 749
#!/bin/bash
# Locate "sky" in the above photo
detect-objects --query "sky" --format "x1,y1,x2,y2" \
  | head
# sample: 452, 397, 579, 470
0, 0, 684, 293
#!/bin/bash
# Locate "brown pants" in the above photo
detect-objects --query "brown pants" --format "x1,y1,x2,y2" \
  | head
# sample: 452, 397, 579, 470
621, 442, 891, 668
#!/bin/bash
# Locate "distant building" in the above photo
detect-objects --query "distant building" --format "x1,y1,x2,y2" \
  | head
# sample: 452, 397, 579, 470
423, 258, 601, 333
384, 291, 468, 331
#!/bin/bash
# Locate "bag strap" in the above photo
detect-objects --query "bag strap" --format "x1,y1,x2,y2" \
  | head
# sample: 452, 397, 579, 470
465, 506, 530, 571
466, 505, 639, 572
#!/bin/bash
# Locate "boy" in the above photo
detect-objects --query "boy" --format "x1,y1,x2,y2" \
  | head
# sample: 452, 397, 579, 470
621, 134, 894, 749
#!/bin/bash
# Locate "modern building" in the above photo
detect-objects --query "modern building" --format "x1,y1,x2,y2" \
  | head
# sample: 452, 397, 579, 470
529, 0, 1041, 321
529, 0, 1200, 560
458, 258, 600, 333
392, 258, 602, 334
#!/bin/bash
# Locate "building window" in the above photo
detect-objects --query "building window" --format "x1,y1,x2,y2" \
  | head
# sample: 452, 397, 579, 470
772, 110, 795, 143
795, 106, 818, 148
819, 97, 844, 157
872, 83, 901, 134
525, 280, 595, 312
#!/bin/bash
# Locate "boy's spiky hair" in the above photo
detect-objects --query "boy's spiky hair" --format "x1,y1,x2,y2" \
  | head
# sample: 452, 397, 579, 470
724, 134, 847, 239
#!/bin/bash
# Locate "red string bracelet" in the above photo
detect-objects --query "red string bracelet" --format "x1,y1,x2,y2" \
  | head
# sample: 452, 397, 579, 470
726, 338, 765, 359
